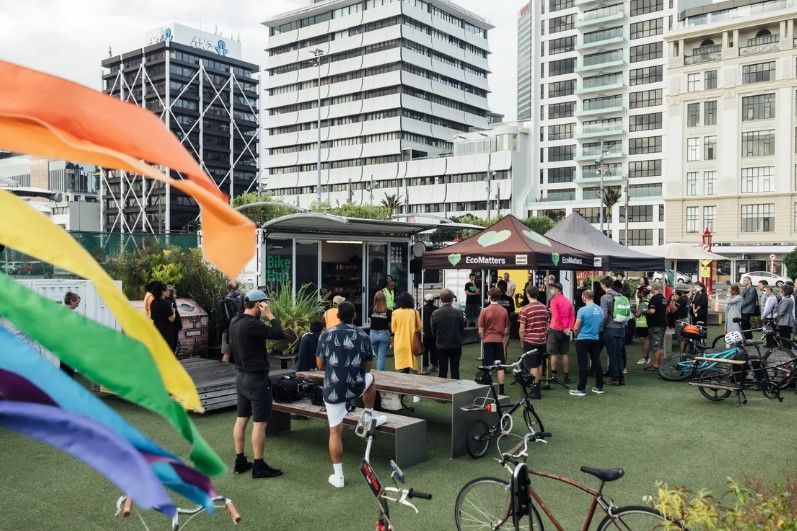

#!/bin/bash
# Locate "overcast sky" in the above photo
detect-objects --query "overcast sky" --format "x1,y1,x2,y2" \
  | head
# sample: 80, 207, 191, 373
0, 0, 521, 120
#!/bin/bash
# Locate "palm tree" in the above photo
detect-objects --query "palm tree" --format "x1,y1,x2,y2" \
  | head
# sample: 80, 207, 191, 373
381, 193, 403, 218
601, 186, 623, 238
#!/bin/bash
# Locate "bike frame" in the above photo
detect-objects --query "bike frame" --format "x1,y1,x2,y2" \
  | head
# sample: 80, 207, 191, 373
486, 374, 535, 429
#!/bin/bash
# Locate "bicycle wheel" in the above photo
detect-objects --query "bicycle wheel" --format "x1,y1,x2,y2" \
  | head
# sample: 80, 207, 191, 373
454, 477, 544, 530
466, 420, 492, 459
523, 404, 544, 435
763, 347, 797, 389
657, 353, 694, 382
596, 505, 671, 530
697, 369, 732, 402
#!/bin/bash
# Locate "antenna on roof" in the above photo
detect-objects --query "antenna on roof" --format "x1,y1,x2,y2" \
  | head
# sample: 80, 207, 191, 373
108, 45, 112, 57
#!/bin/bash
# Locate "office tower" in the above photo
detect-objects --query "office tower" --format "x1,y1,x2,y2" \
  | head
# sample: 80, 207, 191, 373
518, 2, 534, 121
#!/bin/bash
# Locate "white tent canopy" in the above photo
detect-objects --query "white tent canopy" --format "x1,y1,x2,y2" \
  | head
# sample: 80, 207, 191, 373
645, 242, 728, 261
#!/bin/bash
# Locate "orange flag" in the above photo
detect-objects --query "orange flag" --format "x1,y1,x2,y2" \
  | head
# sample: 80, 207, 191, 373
0, 61, 254, 278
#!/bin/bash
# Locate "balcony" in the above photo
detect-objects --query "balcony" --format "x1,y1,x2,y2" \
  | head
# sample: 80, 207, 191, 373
739, 34, 780, 56
574, 147, 625, 161
576, 50, 626, 73
575, 35, 626, 52
684, 44, 721, 65
575, 97, 626, 117
575, 0, 603, 7
575, 76, 625, 95
575, 172, 625, 184
576, 6, 626, 28
576, 121, 626, 139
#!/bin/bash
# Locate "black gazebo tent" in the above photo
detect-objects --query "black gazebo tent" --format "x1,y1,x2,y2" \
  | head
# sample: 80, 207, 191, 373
545, 212, 665, 271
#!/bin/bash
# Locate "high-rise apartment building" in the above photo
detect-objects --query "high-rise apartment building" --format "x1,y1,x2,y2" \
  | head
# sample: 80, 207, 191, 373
664, 0, 797, 276
518, 3, 535, 121
262, 0, 494, 212
522, 0, 675, 248
101, 23, 259, 233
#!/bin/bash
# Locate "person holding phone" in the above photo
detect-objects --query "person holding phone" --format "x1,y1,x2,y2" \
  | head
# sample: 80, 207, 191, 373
229, 289, 285, 479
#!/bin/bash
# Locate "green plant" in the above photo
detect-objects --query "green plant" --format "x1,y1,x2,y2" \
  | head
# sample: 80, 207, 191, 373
521, 215, 555, 235
310, 201, 390, 220
265, 283, 326, 356
653, 474, 797, 530
783, 247, 797, 280
381, 193, 403, 218
232, 192, 297, 224
601, 187, 623, 221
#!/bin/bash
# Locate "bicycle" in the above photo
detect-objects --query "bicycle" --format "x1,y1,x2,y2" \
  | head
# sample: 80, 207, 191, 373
360, 417, 431, 531
114, 494, 240, 530
454, 432, 674, 530
464, 350, 545, 459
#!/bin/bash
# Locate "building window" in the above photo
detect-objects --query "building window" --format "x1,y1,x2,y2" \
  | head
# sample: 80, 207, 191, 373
620, 205, 654, 222
548, 123, 574, 140
629, 89, 662, 108
630, 0, 663, 17
584, 27, 623, 44
741, 166, 774, 193
574, 207, 602, 222
549, 14, 574, 33
549, 58, 576, 76
629, 159, 661, 177
741, 204, 774, 232
686, 172, 698, 195
629, 183, 662, 197
548, 166, 575, 183
548, 101, 575, 118
549, 36, 575, 55
704, 171, 716, 195
630, 42, 663, 62
547, 189, 576, 201
687, 103, 700, 127
629, 65, 663, 85
687, 137, 701, 161
741, 130, 775, 157
549, 0, 575, 11
621, 229, 654, 246
687, 73, 702, 92
629, 112, 662, 132
630, 18, 663, 39
548, 145, 575, 161
742, 61, 775, 84
704, 70, 717, 89
686, 207, 699, 233
629, 135, 662, 154
548, 80, 575, 98
703, 101, 717, 125
703, 206, 716, 231
742, 93, 775, 121
704, 136, 717, 160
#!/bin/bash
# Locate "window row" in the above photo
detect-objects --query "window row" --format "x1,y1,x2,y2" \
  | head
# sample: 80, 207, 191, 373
686, 136, 717, 161
685, 171, 716, 196
685, 206, 717, 233
686, 101, 717, 127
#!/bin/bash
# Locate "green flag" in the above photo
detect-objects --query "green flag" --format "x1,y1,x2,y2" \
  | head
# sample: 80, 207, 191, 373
0, 273, 225, 476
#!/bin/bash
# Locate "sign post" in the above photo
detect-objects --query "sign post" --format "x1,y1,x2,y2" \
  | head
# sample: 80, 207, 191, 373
701, 229, 713, 295
770, 253, 777, 274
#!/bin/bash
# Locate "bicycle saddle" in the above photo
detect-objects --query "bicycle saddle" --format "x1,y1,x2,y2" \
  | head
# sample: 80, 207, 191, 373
580, 466, 624, 482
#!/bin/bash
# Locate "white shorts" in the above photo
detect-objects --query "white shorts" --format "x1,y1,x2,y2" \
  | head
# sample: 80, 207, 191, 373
324, 372, 374, 428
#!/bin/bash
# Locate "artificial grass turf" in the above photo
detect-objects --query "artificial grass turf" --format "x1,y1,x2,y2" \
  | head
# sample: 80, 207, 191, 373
1, 334, 796, 530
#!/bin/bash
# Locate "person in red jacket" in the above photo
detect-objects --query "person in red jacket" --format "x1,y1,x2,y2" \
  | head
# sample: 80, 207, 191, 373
546, 282, 575, 385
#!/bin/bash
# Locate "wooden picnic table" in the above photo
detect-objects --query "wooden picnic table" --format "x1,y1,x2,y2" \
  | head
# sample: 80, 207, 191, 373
296, 369, 492, 458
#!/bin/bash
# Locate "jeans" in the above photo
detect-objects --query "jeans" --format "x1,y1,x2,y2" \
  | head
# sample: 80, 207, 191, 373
741, 314, 754, 340
437, 347, 462, 379
423, 335, 437, 369
604, 328, 625, 384
370, 330, 391, 371
576, 339, 603, 392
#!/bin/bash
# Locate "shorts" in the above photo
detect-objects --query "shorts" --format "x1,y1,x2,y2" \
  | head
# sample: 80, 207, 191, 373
482, 342, 505, 367
649, 327, 666, 351
636, 327, 649, 338
221, 330, 232, 354
236, 371, 273, 423
324, 372, 374, 428
522, 342, 546, 369
465, 303, 481, 322
546, 329, 570, 355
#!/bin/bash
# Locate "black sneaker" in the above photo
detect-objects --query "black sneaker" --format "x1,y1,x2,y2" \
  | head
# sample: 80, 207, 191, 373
252, 461, 283, 479
234, 455, 252, 475
530, 385, 542, 400
563, 374, 571, 385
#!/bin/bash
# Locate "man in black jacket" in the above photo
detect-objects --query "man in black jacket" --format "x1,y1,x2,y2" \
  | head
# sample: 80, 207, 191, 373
229, 289, 285, 479
739, 276, 758, 339
430, 289, 466, 379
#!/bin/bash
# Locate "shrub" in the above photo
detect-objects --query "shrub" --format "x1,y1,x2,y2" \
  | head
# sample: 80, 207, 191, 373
265, 283, 326, 357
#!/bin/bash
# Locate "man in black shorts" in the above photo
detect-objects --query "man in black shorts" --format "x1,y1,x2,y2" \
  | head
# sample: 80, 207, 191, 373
478, 288, 510, 394
518, 286, 547, 399
229, 289, 285, 479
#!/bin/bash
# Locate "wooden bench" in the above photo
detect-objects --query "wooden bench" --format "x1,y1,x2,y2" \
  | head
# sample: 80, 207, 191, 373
270, 399, 427, 468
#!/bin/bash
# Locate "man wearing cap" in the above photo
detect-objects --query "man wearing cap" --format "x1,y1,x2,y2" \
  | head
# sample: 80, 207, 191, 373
229, 289, 286, 479
324, 295, 346, 330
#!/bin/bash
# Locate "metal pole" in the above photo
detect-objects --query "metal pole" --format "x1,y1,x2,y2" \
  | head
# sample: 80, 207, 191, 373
229, 70, 235, 202
164, 42, 171, 234
597, 140, 606, 233
486, 171, 492, 219
311, 49, 324, 207
623, 174, 629, 245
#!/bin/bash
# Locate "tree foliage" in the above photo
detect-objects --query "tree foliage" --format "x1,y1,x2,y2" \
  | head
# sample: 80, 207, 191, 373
232, 193, 297, 224
600, 187, 623, 221
311, 202, 390, 220
521, 215, 555, 235
783, 248, 797, 279
380, 193, 403, 218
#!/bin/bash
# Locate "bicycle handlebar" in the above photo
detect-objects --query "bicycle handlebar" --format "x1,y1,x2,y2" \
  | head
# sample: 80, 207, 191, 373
408, 488, 432, 500
478, 350, 537, 373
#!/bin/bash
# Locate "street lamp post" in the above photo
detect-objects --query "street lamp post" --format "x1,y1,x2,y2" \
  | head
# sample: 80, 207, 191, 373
486, 170, 495, 219
596, 140, 608, 233
310, 49, 325, 207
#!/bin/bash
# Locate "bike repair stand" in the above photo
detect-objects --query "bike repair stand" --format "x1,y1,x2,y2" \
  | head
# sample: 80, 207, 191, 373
541, 355, 570, 390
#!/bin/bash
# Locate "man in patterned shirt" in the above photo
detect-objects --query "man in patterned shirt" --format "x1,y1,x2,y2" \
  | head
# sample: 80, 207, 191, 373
518, 285, 547, 399
316, 301, 385, 488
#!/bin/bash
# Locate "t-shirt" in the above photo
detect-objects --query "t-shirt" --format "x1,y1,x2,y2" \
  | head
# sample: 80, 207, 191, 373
369, 309, 391, 331
505, 280, 516, 297
497, 294, 515, 316
691, 292, 708, 323
647, 293, 667, 327
295, 332, 319, 372
519, 300, 548, 344
675, 296, 689, 319
478, 302, 509, 343
230, 314, 285, 374
576, 303, 604, 341
549, 293, 575, 331
324, 307, 342, 329
316, 323, 373, 404
464, 282, 480, 305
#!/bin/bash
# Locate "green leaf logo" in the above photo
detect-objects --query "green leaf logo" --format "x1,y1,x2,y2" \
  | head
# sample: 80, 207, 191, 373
522, 230, 552, 247
551, 252, 560, 266
477, 230, 511, 248
448, 253, 462, 266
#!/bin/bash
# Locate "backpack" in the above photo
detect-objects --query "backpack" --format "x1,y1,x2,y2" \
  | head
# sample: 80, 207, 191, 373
271, 375, 300, 403
218, 296, 242, 333
612, 294, 631, 320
